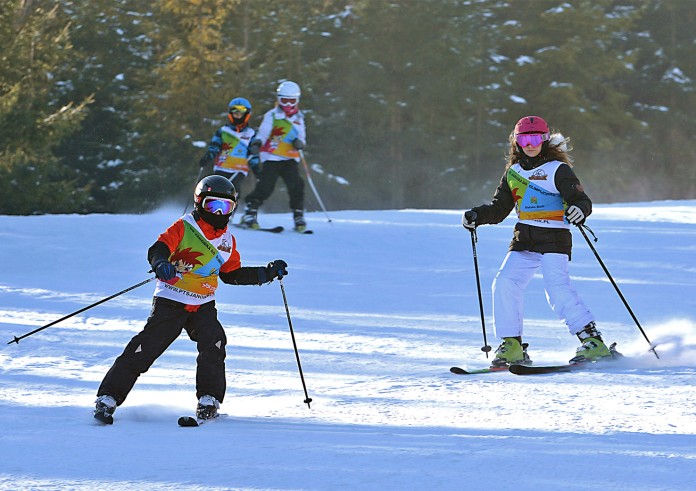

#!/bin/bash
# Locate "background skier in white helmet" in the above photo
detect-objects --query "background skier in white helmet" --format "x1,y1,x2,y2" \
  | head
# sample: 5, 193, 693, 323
198, 97, 260, 216
240, 81, 308, 232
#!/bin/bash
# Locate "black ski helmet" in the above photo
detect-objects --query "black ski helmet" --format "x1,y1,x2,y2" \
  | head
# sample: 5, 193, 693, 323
194, 175, 237, 206
193, 175, 238, 229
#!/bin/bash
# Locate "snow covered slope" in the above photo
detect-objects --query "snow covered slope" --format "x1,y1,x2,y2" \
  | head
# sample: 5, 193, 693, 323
1, 202, 695, 490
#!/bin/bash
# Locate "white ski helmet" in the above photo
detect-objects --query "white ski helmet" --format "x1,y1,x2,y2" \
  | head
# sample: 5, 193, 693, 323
277, 81, 301, 99
277, 81, 301, 115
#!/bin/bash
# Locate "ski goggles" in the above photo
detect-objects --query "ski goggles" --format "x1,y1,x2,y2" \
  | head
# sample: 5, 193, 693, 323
279, 97, 298, 106
229, 105, 248, 113
202, 196, 236, 215
515, 133, 549, 147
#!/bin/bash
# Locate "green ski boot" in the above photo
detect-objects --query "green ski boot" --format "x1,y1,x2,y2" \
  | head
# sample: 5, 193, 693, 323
491, 337, 532, 367
570, 322, 612, 363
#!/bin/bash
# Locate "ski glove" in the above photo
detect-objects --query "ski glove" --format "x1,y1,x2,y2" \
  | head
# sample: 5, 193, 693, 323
462, 210, 477, 230
259, 259, 288, 283
249, 139, 261, 156
565, 205, 585, 225
292, 138, 305, 150
199, 151, 215, 168
154, 260, 177, 281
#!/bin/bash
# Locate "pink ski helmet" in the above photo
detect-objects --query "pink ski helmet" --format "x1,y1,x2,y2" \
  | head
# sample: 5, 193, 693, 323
514, 116, 549, 135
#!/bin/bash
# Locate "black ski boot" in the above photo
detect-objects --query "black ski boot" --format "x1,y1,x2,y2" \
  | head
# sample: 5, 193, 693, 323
94, 395, 117, 424
240, 206, 259, 229
196, 395, 220, 421
293, 209, 307, 233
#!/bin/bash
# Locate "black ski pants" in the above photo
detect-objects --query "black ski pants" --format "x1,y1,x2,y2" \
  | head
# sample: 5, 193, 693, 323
97, 297, 227, 406
245, 159, 305, 211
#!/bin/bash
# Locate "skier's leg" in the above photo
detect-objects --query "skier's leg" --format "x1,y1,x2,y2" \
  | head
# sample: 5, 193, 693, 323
97, 298, 186, 405
229, 171, 246, 191
244, 162, 280, 210
279, 161, 306, 229
492, 251, 539, 338
280, 161, 305, 211
540, 253, 594, 335
184, 301, 227, 403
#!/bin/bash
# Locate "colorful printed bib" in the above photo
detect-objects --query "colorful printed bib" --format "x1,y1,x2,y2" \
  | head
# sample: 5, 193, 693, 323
261, 115, 300, 160
214, 127, 254, 173
507, 161, 569, 229
154, 215, 234, 304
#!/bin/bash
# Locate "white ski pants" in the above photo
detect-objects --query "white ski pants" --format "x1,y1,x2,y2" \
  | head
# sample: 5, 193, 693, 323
492, 251, 594, 338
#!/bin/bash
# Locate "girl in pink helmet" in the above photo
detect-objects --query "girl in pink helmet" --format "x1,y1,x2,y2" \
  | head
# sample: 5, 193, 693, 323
462, 116, 614, 367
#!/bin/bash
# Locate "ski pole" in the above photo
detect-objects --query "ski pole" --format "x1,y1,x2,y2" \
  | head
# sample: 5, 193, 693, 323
7, 277, 156, 345
469, 228, 492, 357
278, 276, 313, 408
298, 149, 332, 224
183, 166, 208, 215
577, 224, 659, 359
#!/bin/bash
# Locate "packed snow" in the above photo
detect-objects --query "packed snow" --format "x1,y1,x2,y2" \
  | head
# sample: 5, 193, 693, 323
1, 201, 695, 490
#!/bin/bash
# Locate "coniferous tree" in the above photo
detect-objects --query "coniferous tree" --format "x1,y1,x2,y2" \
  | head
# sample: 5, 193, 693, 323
619, 0, 696, 199
4, 0, 694, 213
0, 0, 91, 215
494, 0, 643, 202
55, 0, 156, 213
435, 1, 522, 206
222, 0, 347, 210
314, 0, 490, 209
124, 0, 244, 210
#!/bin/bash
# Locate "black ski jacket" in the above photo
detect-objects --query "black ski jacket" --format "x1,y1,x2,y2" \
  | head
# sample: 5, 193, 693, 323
471, 162, 591, 259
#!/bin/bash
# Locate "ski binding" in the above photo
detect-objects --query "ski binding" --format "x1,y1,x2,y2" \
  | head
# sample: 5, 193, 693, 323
509, 342, 623, 375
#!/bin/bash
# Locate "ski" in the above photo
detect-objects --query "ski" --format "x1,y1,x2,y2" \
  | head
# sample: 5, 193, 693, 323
450, 365, 508, 375
233, 224, 313, 234
234, 224, 284, 234
178, 416, 204, 427
508, 363, 579, 375
454, 343, 623, 376
177, 414, 225, 427
93, 411, 114, 425
509, 343, 623, 375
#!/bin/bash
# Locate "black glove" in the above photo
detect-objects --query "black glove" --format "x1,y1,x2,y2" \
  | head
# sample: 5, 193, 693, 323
249, 158, 262, 177
154, 260, 177, 281
249, 139, 261, 156
199, 152, 214, 168
292, 138, 305, 150
462, 210, 477, 230
261, 259, 288, 283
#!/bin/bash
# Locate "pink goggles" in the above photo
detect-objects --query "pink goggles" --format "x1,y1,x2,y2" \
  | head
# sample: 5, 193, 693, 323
279, 97, 298, 106
516, 133, 549, 147
202, 196, 236, 215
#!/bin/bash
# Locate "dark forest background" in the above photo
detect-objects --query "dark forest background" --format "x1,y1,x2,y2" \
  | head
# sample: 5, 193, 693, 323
1, 0, 694, 215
